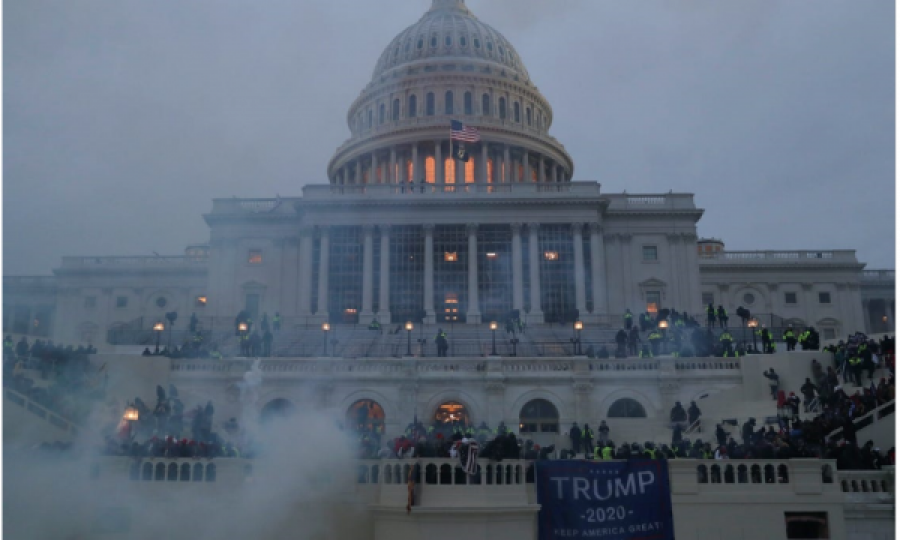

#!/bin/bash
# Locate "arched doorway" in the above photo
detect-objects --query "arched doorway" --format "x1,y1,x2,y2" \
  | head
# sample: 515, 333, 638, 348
519, 399, 559, 434
607, 398, 647, 418
346, 399, 385, 434
434, 401, 471, 429
260, 398, 294, 424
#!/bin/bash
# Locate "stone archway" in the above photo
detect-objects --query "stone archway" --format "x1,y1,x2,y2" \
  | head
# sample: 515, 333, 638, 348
260, 398, 294, 424
346, 399, 386, 434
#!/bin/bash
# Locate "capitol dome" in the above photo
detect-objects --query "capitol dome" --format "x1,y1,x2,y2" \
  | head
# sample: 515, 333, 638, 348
327, 0, 573, 188
370, 0, 530, 85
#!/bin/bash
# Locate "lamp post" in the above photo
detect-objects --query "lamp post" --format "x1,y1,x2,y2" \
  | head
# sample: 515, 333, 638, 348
238, 322, 248, 356
748, 318, 758, 353
405, 322, 414, 356
153, 322, 164, 354
322, 323, 331, 357
490, 321, 498, 356
572, 320, 583, 356
123, 403, 139, 440
658, 320, 669, 355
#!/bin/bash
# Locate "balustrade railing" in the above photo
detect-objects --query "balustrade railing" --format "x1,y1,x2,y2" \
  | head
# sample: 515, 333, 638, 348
301, 181, 600, 199
699, 250, 858, 263
60, 256, 207, 268
4, 388, 80, 436
826, 399, 894, 442
838, 468, 894, 501
862, 269, 896, 281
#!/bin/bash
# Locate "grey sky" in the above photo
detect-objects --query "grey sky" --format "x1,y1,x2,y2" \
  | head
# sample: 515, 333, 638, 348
4, 0, 894, 275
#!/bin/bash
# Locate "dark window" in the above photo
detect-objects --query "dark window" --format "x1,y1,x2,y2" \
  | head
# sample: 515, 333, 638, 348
743, 293, 755, 305
785, 512, 829, 539
785, 292, 798, 304
408, 95, 417, 118
390, 226, 424, 324
642, 246, 658, 261
445, 35, 452, 47
526, 107, 532, 126
434, 225, 468, 323
486, 42, 493, 52
392, 99, 400, 121
444, 91, 454, 114
116, 296, 128, 308
426, 93, 435, 116
498, 97, 506, 119
405, 40, 411, 52
482, 94, 491, 115
608, 398, 647, 418
155, 297, 166, 308
514, 102, 520, 122
818, 292, 831, 304
327, 226, 363, 324
519, 399, 559, 434
474, 38, 480, 49
85, 296, 97, 309
459, 36, 466, 47
464, 92, 473, 115
431, 36, 437, 48
539, 225, 575, 322
379, 104, 385, 124
417, 38, 423, 49
702, 293, 715, 306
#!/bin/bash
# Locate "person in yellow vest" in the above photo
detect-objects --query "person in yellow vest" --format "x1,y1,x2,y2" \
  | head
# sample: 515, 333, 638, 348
783, 326, 797, 351
624, 309, 633, 331
848, 355, 863, 387
648, 330, 663, 356
719, 330, 734, 357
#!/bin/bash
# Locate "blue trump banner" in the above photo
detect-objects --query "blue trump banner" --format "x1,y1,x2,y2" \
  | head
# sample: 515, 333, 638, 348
535, 460, 674, 540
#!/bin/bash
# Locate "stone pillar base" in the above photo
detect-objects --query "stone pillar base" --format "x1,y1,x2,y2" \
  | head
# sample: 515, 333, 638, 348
466, 312, 482, 324
425, 311, 436, 325
358, 311, 375, 325
376, 311, 391, 325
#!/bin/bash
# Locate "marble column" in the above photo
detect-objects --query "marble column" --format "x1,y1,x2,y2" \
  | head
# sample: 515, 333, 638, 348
539, 156, 546, 183
316, 226, 330, 321
527, 222, 544, 323
503, 145, 511, 183
411, 144, 419, 184
572, 223, 587, 317
355, 160, 362, 186
434, 141, 443, 184
298, 226, 314, 317
424, 224, 436, 324
280, 237, 301, 318
370, 153, 377, 184
360, 225, 374, 321
511, 223, 524, 312
620, 234, 633, 309
378, 225, 391, 323
552, 164, 558, 183
389, 148, 397, 184
481, 144, 488, 184
466, 223, 481, 323
589, 223, 607, 316
457, 154, 465, 185
521, 151, 529, 183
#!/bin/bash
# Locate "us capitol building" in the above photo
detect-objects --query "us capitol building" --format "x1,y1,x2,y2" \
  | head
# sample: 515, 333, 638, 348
3, 2, 895, 538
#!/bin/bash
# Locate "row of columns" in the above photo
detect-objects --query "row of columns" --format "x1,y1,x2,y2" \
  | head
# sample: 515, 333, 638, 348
300, 222, 609, 324
332, 142, 568, 186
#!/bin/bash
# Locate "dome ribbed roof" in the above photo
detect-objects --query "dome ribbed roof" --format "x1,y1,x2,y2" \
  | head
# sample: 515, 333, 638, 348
371, 0, 530, 83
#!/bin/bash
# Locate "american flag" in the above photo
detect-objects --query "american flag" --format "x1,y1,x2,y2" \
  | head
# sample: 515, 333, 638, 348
451, 120, 481, 143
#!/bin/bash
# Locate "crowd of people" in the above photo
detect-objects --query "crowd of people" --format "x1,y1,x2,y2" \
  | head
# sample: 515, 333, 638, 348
3, 336, 105, 424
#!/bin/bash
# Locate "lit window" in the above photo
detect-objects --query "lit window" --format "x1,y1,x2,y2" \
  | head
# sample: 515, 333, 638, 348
345, 308, 358, 314
486, 252, 498, 260
248, 250, 263, 264
84, 296, 97, 309
196, 296, 207, 307
646, 291, 661, 313
444, 252, 458, 262
785, 292, 798, 304
544, 251, 559, 261
642, 246, 658, 261
818, 292, 831, 304
444, 157, 456, 184
425, 156, 435, 183
465, 159, 475, 183
445, 293, 459, 305
116, 296, 128, 308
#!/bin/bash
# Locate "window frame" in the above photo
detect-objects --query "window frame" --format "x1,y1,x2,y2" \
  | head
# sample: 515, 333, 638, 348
642, 245, 659, 262
116, 296, 128, 309
818, 292, 832, 304
248, 250, 263, 265
785, 292, 798, 304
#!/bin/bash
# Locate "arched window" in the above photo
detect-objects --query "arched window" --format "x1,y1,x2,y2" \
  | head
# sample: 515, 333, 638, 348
445, 35, 452, 47
434, 401, 469, 426
445, 91, 454, 115
607, 398, 647, 418
431, 35, 438, 48
392, 99, 400, 121
425, 156, 436, 183
482, 94, 491, 116
519, 399, 559, 433
474, 38, 481, 49
464, 92, 473, 115
368, 109, 373, 129
498, 97, 506, 120
444, 157, 456, 184
460, 36, 467, 47
408, 95, 417, 118
526, 107, 532, 126
417, 38, 424, 49
514, 102, 520, 123
260, 398, 295, 424
426, 93, 435, 116
379, 103, 385, 124
346, 399, 386, 433
465, 159, 475, 184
